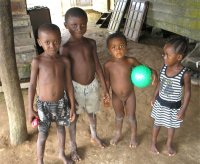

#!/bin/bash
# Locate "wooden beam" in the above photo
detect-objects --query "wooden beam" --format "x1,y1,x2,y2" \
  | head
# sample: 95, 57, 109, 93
0, 0, 27, 145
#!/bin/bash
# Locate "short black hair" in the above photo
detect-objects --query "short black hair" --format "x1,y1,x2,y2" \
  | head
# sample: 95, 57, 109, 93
37, 23, 61, 38
106, 32, 127, 47
65, 7, 88, 23
166, 37, 189, 58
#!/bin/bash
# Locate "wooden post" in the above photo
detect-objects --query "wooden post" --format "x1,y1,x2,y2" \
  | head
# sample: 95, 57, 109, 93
0, 0, 27, 145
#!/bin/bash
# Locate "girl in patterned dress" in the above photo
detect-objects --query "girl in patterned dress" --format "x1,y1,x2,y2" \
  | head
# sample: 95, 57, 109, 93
150, 37, 191, 156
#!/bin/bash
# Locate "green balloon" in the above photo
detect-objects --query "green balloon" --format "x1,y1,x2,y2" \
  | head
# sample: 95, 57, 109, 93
131, 65, 152, 88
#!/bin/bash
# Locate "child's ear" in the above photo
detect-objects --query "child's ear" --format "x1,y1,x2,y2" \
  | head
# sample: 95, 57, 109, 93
178, 54, 183, 61
64, 22, 68, 29
37, 39, 42, 47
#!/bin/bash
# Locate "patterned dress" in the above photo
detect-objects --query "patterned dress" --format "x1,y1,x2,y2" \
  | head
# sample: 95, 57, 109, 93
151, 65, 187, 128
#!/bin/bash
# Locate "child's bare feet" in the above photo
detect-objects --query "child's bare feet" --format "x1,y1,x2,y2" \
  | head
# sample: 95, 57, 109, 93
70, 150, 81, 162
110, 133, 121, 146
37, 159, 44, 164
90, 137, 106, 148
129, 138, 138, 148
167, 146, 176, 156
150, 144, 160, 155
59, 152, 73, 164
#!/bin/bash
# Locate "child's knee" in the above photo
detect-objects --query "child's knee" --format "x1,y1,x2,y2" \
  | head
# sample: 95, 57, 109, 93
127, 116, 136, 124
38, 132, 48, 145
116, 115, 124, 121
57, 125, 65, 133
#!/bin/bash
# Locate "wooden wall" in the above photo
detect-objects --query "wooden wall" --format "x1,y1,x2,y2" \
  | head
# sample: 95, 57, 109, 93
11, 0, 36, 80
145, 0, 200, 41
11, 0, 27, 15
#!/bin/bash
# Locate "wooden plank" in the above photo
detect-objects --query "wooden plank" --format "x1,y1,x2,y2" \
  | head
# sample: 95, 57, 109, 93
13, 15, 32, 27
146, 18, 200, 41
149, 3, 200, 18
11, 1, 26, 15
108, 0, 129, 33
150, 0, 200, 7
145, 0, 200, 41
146, 11, 200, 30
17, 63, 31, 79
15, 45, 36, 54
123, 0, 148, 42
16, 50, 36, 64
0, 82, 30, 92
14, 38, 36, 47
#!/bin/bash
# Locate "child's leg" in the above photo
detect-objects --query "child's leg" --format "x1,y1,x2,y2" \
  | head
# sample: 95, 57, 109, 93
125, 93, 137, 148
37, 132, 48, 164
151, 125, 160, 154
57, 125, 73, 164
110, 93, 124, 145
87, 113, 105, 148
68, 114, 81, 161
166, 128, 176, 156
110, 116, 123, 145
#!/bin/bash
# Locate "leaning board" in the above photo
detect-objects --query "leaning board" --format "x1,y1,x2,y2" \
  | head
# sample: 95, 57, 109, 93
108, 0, 129, 33
123, 0, 148, 42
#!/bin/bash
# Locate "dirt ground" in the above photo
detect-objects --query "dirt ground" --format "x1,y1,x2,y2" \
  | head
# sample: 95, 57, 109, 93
0, 12, 200, 164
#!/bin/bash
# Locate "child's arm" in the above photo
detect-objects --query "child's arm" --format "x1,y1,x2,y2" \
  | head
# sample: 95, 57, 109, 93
60, 45, 68, 56
103, 62, 111, 104
63, 56, 75, 122
150, 69, 158, 86
91, 39, 109, 98
103, 62, 110, 91
177, 72, 191, 120
28, 58, 39, 123
151, 80, 160, 106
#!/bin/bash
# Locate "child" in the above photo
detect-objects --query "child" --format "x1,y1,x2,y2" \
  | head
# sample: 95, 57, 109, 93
28, 23, 75, 164
104, 32, 157, 148
150, 37, 191, 156
60, 7, 109, 161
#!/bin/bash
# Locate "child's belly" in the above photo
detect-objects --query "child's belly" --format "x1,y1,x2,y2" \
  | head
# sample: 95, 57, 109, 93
112, 86, 134, 101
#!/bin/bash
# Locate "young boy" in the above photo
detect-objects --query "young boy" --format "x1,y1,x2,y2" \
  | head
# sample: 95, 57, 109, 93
28, 23, 75, 164
104, 32, 157, 148
60, 7, 109, 161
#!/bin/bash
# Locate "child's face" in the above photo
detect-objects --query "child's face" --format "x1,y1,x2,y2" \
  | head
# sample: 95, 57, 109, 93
163, 44, 182, 66
65, 16, 87, 39
108, 37, 127, 59
37, 31, 61, 56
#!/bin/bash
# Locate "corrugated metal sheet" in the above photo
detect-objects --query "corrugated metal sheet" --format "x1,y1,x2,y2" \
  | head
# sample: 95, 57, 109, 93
145, 0, 200, 41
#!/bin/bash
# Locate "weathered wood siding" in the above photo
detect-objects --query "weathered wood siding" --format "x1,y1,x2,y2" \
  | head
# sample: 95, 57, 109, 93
11, 0, 26, 15
146, 0, 200, 41
11, 0, 36, 80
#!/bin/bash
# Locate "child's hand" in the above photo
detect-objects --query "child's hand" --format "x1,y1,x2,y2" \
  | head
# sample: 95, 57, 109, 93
176, 109, 185, 120
31, 116, 39, 128
28, 109, 38, 123
69, 110, 75, 122
151, 70, 158, 86
103, 93, 110, 108
151, 98, 156, 107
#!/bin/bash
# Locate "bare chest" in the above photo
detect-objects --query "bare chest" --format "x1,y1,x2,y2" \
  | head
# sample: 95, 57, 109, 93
39, 60, 65, 80
109, 62, 132, 77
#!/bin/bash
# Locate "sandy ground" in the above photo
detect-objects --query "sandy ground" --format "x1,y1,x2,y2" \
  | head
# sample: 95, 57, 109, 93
0, 12, 200, 164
